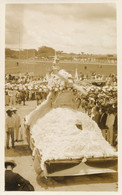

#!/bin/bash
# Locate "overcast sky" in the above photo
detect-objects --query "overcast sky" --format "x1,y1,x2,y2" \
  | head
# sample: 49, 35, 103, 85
5, 3, 116, 54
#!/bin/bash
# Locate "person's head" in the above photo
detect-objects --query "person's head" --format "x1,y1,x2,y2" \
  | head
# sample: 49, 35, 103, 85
101, 106, 106, 113
108, 107, 113, 114
73, 89, 77, 95
5, 159, 17, 170
12, 107, 17, 114
113, 107, 117, 114
6, 110, 12, 117
5, 91, 8, 95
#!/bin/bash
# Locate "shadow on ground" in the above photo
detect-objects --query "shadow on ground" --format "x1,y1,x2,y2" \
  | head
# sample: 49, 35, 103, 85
5, 144, 32, 157
36, 172, 118, 190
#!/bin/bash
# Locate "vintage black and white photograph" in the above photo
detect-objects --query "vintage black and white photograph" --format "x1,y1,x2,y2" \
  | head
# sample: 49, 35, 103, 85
4, 2, 118, 191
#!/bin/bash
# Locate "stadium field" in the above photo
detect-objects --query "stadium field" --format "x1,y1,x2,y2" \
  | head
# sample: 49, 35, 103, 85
5, 59, 117, 77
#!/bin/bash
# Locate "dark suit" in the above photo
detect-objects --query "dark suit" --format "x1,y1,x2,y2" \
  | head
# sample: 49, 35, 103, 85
99, 112, 108, 140
5, 170, 33, 191
99, 113, 108, 129
93, 112, 101, 127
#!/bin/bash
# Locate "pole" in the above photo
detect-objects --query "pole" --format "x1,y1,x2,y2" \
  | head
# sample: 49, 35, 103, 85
18, 31, 21, 73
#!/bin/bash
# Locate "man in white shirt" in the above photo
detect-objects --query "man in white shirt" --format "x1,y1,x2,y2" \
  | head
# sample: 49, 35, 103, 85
6, 110, 15, 149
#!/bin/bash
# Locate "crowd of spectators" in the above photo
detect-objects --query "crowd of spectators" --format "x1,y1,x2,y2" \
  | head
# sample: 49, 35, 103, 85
5, 71, 117, 148
76, 95, 117, 147
5, 73, 48, 106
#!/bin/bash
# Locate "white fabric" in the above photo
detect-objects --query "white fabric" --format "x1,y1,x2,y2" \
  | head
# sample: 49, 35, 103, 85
30, 108, 117, 171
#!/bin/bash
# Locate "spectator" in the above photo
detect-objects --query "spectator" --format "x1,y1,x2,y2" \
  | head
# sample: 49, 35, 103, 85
99, 106, 108, 140
79, 98, 86, 113
92, 106, 101, 126
5, 110, 15, 149
20, 90, 26, 105
113, 108, 118, 147
8, 89, 15, 106
106, 107, 115, 146
5, 159, 34, 191
12, 108, 21, 142
16, 90, 21, 104
5, 91, 10, 106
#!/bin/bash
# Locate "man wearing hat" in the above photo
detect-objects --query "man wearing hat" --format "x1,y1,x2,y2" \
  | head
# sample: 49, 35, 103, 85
5, 159, 34, 191
6, 109, 15, 149
12, 107, 21, 142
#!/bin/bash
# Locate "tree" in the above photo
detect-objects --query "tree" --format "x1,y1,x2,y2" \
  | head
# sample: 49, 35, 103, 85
5, 48, 18, 58
38, 46, 55, 58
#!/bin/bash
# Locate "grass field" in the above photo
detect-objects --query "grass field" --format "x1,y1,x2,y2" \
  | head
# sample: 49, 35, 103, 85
5, 59, 117, 77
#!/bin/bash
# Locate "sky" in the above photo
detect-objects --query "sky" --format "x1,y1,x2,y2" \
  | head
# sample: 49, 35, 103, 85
5, 3, 117, 54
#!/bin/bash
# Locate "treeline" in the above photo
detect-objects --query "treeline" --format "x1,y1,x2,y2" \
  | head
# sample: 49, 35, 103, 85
5, 46, 56, 59
5, 47, 117, 62
5, 46, 80, 61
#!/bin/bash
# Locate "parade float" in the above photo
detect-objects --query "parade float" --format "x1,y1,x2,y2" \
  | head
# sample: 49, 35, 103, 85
25, 65, 117, 179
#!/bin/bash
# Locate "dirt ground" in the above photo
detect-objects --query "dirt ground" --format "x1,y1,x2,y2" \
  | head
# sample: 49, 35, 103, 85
5, 100, 118, 191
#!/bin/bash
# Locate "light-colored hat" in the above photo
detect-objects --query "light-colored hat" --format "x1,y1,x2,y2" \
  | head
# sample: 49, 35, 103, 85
11, 107, 17, 111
